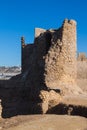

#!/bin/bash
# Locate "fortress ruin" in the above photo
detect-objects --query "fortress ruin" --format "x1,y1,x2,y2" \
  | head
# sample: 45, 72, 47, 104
0, 19, 87, 118
77, 53, 87, 61
21, 19, 77, 91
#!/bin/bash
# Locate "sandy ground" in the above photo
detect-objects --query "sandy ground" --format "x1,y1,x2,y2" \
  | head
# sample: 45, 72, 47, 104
0, 115, 87, 130
0, 89, 87, 130
0, 79, 87, 130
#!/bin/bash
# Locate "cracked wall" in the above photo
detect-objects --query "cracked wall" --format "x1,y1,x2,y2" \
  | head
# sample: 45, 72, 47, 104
22, 19, 77, 91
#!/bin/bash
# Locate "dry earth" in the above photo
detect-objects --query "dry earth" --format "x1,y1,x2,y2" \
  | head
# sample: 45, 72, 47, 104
0, 115, 87, 130
0, 78, 87, 130
0, 82, 87, 130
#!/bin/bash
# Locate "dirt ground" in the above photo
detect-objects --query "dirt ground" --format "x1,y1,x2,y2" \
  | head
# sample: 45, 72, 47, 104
0, 115, 87, 130
0, 88, 87, 130
0, 78, 87, 130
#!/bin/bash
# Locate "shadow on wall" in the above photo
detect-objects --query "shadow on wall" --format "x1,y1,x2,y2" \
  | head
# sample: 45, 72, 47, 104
0, 79, 44, 118
0, 31, 53, 118
47, 103, 87, 118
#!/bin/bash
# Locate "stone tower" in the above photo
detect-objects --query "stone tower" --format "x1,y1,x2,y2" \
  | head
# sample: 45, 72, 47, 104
77, 53, 87, 61
45, 19, 77, 89
21, 19, 77, 92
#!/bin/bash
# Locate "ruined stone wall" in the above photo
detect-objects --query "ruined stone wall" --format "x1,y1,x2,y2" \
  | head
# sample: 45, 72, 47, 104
77, 53, 87, 79
22, 19, 87, 97
22, 44, 35, 73
77, 53, 87, 61
45, 19, 77, 89
77, 53, 87, 93
0, 19, 86, 118
22, 19, 77, 91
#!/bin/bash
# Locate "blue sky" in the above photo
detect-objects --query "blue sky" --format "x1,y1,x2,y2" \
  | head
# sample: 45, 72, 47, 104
0, 0, 87, 66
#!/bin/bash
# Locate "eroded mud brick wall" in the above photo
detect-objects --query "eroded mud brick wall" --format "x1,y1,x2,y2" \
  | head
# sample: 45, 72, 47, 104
77, 53, 87, 61
44, 19, 77, 88
77, 53, 87, 79
21, 19, 77, 90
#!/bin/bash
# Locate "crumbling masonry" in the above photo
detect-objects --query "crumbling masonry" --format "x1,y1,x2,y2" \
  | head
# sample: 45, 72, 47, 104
0, 19, 87, 118
21, 19, 77, 91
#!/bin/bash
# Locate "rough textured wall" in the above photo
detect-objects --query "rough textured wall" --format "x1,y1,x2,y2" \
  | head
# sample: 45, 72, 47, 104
22, 19, 87, 98
22, 44, 34, 73
77, 61, 87, 79
0, 19, 86, 118
77, 53, 87, 61
77, 53, 87, 79
35, 28, 46, 38
22, 19, 77, 92
77, 53, 87, 92
45, 19, 77, 89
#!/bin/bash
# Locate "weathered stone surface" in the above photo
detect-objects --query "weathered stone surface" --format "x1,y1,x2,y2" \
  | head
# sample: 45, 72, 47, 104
77, 53, 87, 61
0, 19, 87, 118
39, 90, 61, 113
35, 28, 46, 38
77, 53, 87, 93
0, 99, 2, 118
45, 19, 77, 90
21, 19, 77, 94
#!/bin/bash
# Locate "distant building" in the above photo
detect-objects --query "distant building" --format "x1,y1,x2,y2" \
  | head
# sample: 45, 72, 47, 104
77, 53, 87, 61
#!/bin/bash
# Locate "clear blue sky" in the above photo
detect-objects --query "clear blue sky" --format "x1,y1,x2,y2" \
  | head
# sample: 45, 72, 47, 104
0, 0, 87, 66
